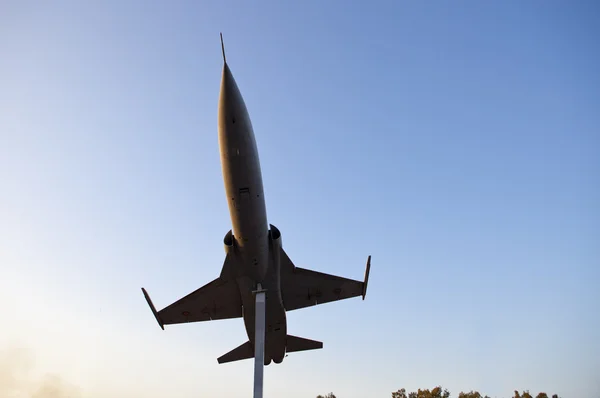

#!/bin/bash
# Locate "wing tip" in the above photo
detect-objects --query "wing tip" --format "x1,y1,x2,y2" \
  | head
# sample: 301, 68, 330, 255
142, 287, 165, 330
362, 255, 371, 300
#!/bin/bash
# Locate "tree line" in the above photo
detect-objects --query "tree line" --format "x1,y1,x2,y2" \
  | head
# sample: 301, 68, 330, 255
316, 387, 561, 398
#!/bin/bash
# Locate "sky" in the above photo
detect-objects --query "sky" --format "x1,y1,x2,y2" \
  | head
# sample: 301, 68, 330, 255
0, 1, 599, 397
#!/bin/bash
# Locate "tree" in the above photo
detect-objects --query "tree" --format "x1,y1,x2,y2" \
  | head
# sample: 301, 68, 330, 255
431, 386, 450, 398
392, 388, 407, 398
459, 391, 482, 398
512, 390, 533, 398
316, 393, 336, 398
391, 386, 555, 398
392, 386, 450, 398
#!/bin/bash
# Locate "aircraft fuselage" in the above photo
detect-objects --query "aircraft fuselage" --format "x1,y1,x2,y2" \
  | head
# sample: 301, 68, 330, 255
218, 63, 287, 365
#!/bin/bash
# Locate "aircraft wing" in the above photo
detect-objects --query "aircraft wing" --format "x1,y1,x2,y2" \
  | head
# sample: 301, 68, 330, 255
142, 275, 242, 329
280, 250, 371, 312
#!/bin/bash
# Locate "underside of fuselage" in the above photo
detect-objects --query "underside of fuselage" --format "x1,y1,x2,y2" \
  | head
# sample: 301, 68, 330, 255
218, 62, 269, 281
219, 60, 288, 364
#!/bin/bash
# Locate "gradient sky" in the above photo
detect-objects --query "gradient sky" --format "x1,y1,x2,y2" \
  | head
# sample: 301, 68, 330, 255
1, 1, 599, 397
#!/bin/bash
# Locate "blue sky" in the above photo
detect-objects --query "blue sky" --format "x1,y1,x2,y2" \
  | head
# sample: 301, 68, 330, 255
1, 1, 598, 397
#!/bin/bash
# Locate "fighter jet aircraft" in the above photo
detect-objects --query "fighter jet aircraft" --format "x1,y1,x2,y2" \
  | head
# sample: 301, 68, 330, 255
142, 35, 371, 366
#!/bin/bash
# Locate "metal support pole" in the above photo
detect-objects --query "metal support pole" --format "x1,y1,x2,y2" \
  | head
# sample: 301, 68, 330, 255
253, 284, 267, 398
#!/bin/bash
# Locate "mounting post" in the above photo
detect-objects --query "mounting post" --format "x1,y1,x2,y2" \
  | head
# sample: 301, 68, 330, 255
253, 284, 267, 398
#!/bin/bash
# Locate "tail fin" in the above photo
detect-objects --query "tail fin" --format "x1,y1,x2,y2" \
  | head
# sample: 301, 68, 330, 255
217, 341, 253, 364
286, 335, 323, 353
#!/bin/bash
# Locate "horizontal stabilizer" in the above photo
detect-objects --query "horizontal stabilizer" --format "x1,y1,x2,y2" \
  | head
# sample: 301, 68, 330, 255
217, 341, 254, 364
286, 335, 323, 353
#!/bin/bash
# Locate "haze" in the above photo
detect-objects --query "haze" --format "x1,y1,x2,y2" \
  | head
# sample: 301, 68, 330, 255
1, 1, 598, 397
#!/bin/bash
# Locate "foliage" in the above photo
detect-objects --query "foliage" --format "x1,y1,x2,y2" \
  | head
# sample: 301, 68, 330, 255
391, 386, 450, 398
514, 390, 543, 398
459, 391, 490, 398
392, 388, 407, 398
320, 387, 560, 398
392, 386, 450, 398
387, 386, 559, 398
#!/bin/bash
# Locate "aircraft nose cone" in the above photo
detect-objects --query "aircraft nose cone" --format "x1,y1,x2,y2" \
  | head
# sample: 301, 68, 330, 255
221, 63, 234, 90
219, 63, 250, 130
219, 63, 241, 106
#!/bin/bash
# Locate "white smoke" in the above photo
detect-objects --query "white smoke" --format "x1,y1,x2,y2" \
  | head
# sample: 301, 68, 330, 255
0, 345, 82, 398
